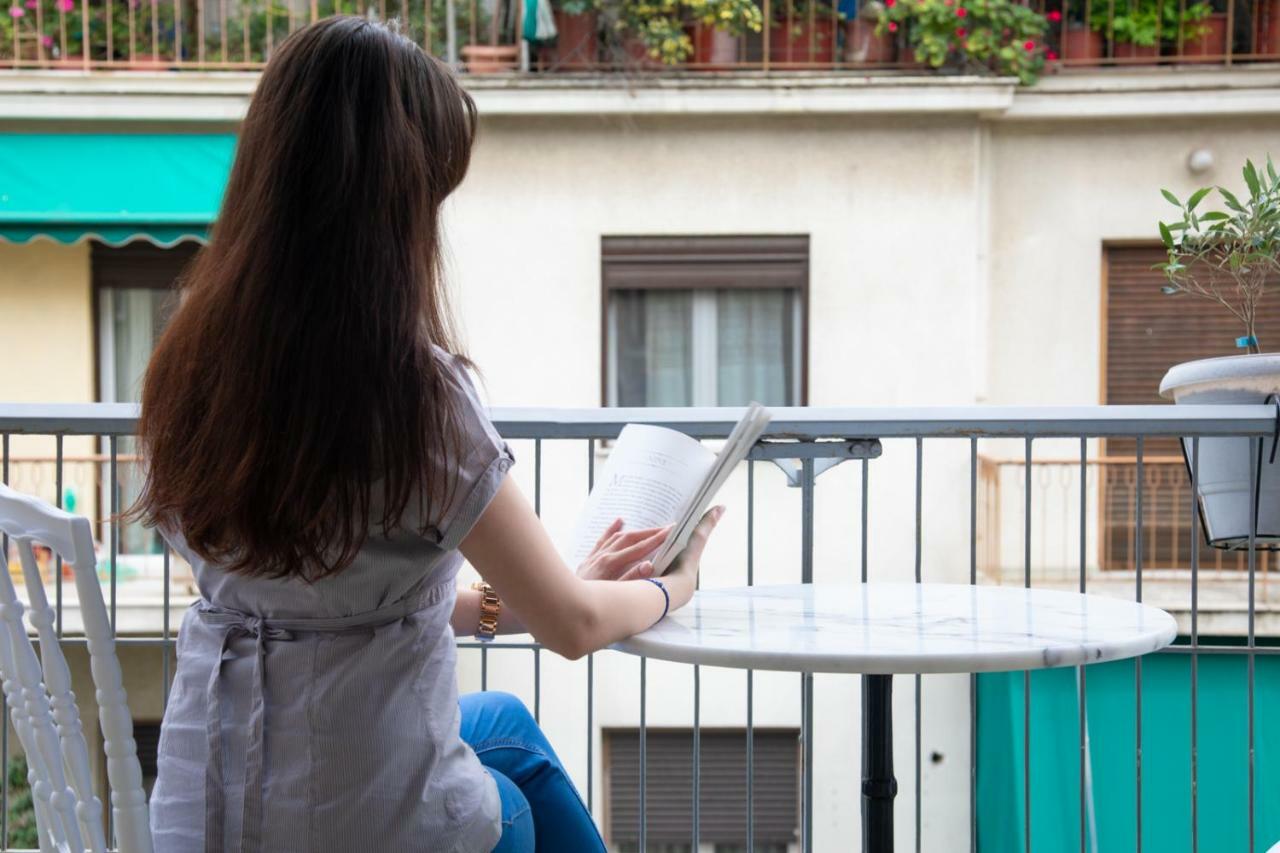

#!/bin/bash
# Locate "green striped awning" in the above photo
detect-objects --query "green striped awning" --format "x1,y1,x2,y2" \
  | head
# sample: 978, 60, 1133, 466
0, 132, 236, 247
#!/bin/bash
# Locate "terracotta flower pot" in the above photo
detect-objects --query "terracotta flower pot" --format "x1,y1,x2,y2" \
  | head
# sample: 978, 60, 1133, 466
1112, 41, 1159, 62
844, 18, 895, 63
620, 36, 666, 69
768, 16, 836, 66
1180, 12, 1228, 61
462, 43, 519, 73
691, 24, 741, 69
1060, 24, 1104, 65
1256, 0, 1280, 55
542, 10, 599, 69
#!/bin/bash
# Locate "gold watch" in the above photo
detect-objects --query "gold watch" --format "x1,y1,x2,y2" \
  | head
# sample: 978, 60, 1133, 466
471, 581, 500, 641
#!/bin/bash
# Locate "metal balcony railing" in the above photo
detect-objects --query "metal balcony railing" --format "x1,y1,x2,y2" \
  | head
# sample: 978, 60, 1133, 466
1, 0, 1277, 74
0, 402, 1275, 852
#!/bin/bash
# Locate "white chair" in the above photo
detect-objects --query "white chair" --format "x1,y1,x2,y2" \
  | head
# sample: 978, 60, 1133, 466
0, 483, 152, 853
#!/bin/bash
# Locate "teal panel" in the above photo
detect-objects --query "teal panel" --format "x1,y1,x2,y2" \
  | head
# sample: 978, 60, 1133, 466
0, 224, 208, 246
978, 654, 1280, 853
0, 132, 234, 244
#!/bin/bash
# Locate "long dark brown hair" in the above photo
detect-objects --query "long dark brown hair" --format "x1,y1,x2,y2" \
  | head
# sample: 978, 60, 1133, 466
131, 16, 478, 580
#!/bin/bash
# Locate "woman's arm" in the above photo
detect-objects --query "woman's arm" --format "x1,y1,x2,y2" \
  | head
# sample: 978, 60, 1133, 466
451, 517, 671, 637
458, 476, 723, 659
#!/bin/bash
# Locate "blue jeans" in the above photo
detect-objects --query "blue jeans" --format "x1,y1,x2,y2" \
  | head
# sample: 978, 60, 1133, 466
459, 691, 606, 853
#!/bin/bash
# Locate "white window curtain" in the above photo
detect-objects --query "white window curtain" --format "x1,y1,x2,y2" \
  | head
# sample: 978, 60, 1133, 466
98, 286, 177, 555
610, 288, 797, 407
716, 289, 792, 407
613, 290, 694, 407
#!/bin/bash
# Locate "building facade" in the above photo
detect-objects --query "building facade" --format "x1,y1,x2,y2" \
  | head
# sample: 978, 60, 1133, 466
1, 64, 1278, 851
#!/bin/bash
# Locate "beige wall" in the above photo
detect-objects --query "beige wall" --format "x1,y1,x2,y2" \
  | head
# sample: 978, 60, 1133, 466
986, 116, 1280, 407
0, 240, 92, 403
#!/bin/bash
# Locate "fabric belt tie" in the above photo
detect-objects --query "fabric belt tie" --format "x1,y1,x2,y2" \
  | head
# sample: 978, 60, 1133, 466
196, 582, 451, 853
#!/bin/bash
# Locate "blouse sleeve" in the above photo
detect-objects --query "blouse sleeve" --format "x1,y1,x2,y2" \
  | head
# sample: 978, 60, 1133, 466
433, 353, 515, 553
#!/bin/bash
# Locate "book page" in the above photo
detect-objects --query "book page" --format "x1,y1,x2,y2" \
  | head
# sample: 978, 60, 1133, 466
653, 403, 771, 574
567, 424, 716, 567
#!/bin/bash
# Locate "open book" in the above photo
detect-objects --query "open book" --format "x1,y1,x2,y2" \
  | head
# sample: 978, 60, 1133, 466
567, 404, 772, 576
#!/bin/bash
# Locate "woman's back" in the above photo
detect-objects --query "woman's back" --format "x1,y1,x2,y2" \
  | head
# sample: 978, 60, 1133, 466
151, 353, 514, 853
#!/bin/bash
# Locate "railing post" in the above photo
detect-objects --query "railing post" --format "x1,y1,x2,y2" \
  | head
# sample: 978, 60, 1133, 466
800, 456, 814, 853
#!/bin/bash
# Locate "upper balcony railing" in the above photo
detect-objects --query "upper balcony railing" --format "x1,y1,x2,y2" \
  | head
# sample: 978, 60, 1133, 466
1, 0, 1277, 75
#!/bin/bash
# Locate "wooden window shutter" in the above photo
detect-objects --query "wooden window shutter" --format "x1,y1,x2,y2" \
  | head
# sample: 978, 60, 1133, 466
1105, 244, 1280, 409
605, 728, 799, 846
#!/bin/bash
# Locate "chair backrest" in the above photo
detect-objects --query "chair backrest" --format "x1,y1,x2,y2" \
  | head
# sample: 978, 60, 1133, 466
0, 483, 152, 853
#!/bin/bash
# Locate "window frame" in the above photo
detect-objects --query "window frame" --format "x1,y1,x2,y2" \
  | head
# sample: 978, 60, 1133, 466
600, 235, 810, 408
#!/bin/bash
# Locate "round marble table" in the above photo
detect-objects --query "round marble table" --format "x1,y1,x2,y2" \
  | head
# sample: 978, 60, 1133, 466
612, 582, 1177, 853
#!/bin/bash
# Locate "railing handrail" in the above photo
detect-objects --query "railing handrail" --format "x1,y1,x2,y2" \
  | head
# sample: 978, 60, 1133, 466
0, 401, 1275, 438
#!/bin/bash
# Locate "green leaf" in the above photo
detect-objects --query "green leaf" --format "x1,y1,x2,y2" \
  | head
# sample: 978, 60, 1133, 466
1159, 220, 1175, 249
1187, 187, 1212, 211
1161, 188, 1181, 207
1199, 211, 1230, 221
1244, 160, 1261, 198
1220, 187, 1245, 212
1268, 155, 1277, 185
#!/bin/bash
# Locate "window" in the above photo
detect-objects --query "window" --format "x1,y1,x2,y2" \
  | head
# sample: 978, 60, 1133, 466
603, 237, 807, 407
94, 243, 194, 405
1102, 244, 1280, 570
93, 242, 198, 554
605, 728, 799, 852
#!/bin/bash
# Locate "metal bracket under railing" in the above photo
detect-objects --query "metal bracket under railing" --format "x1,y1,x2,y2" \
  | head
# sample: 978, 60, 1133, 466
749, 438, 883, 487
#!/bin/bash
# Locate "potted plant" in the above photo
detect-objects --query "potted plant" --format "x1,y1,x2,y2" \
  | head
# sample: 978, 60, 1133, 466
845, 0, 895, 63
1042, 4, 1103, 65
690, 0, 762, 67
541, 0, 601, 68
1091, 0, 1212, 62
878, 0, 1049, 84
1157, 157, 1280, 550
768, 0, 840, 66
607, 0, 760, 67
1179, 4, 1227, 60
463, 0, 520, 71
1257, 0, 1280, 55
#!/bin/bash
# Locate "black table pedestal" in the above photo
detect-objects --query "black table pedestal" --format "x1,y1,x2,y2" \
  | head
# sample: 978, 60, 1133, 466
861, 674, 896, 853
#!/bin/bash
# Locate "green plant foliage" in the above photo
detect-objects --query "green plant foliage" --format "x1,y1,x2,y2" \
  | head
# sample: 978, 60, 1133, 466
5, 757, 39, 851
1158, 157, 1280, 351
878, 0, 1048, 84
1093, 0, 1212, 47
606, 0, 762, 64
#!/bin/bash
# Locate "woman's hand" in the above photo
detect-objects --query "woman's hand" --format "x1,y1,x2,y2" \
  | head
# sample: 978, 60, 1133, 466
661, 506, 725, 611
576, 518, 672, 582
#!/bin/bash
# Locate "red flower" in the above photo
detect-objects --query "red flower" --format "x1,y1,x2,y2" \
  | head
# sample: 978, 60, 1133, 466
956, 6, 967, 15
888, 20, 899, 30
886, 0, 896, 6
1047, 9, 1061, 20
956, 26, 967, 36
1046, 49, 1058, 59
1024, 39, 1036, 50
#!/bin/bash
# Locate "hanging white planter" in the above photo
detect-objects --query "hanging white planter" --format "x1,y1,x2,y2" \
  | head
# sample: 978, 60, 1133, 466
1159, 353, 1280, 550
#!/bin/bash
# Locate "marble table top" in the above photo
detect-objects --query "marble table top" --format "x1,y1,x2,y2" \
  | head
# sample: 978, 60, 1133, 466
613, 583, 1177, 674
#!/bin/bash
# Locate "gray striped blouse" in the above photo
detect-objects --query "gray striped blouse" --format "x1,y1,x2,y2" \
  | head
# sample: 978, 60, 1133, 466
150, 352, 514, 853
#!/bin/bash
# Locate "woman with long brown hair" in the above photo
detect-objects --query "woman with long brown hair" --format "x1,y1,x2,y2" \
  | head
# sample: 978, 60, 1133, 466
136, 16, 721, 853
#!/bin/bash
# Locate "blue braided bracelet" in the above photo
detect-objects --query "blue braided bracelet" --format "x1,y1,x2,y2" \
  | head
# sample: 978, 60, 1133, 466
643, 577, 669, 625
